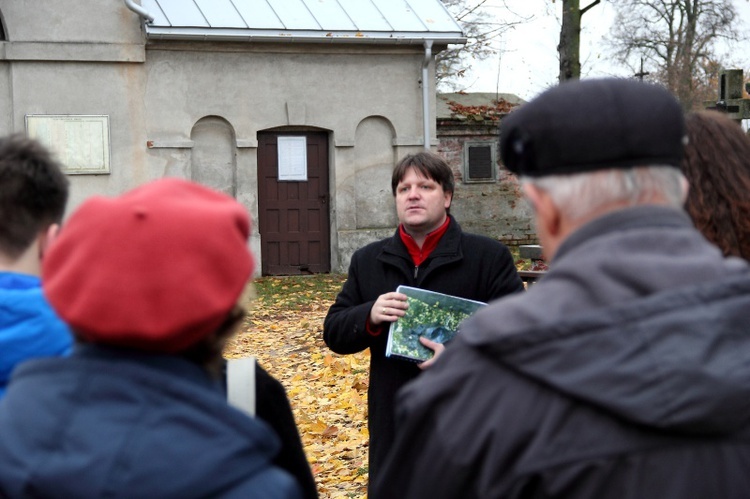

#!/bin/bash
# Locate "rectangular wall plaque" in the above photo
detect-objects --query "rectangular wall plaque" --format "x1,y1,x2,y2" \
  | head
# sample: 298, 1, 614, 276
277, 136, 307, 181
25, 115, 111, 175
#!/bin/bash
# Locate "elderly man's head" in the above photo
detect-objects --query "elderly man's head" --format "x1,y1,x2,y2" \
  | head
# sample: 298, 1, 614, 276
500, 78, 689, 259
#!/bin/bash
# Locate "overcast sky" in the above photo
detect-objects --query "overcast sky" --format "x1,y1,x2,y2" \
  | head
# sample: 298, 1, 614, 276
456, 0, 750, 102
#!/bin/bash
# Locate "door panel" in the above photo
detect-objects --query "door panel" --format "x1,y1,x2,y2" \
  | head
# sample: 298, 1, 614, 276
257, 131, 330, 275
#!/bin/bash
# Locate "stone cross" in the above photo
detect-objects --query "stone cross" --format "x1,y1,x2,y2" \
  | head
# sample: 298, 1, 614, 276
633, 58, 650, 81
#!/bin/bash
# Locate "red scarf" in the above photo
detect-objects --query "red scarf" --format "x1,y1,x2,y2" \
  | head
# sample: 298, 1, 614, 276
399, 217, 451, 266
366, 217, 451, 337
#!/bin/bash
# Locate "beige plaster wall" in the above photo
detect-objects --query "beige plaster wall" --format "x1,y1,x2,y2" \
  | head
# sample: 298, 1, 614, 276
142, 43, 434, 270
0, 1, 441, 273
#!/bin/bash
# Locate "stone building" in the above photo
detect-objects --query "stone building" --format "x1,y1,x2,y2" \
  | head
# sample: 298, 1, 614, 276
436, 92, 537, 247
0, 0, 466, 275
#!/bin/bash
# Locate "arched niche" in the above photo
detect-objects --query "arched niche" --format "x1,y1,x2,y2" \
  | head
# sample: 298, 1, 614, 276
353, 116, 397, 228
190, 116, 236, 197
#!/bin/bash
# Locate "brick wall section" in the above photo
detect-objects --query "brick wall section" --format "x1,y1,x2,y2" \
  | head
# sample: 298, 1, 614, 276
437, 118, 538, 248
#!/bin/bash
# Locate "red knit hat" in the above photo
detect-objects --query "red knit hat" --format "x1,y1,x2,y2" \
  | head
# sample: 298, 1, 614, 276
43, 178, 255, 352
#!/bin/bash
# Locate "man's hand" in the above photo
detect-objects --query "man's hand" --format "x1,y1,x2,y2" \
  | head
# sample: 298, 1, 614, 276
370, 291, 408, 325
418, 337, 445, 370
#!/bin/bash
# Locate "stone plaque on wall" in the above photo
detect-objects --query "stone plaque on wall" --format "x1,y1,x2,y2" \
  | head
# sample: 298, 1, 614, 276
25, 115, 111, 175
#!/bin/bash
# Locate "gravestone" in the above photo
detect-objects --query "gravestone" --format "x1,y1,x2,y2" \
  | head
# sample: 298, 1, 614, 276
705, 69, 750, 124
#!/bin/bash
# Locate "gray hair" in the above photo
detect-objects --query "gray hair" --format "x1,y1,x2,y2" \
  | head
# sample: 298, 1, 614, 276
521, 166, 687, 222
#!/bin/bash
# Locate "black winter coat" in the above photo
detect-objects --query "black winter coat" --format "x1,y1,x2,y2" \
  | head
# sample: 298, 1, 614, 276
323, 217, 524, 484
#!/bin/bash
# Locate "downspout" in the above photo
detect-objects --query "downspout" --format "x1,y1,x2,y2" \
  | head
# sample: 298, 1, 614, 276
124, 0, 154, 23
422, 40, 433, 150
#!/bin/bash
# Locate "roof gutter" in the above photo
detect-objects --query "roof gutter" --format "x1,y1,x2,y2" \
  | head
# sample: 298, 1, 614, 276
124, 0, 154, 23
422, 40, 433, 150
144, 27, 464, 45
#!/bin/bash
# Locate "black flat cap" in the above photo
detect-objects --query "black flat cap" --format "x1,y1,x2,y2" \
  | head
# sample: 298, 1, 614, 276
500, 78, 686, 177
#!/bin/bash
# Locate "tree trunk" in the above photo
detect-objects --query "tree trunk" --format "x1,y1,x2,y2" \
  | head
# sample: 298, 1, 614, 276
559, 0, 582, 81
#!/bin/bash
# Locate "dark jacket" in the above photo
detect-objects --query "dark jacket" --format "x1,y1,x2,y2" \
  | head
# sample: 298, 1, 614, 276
255, 363, 319, 499
373, 206, 750, 499
0, 345, 302, 499
323, 217, 524, 482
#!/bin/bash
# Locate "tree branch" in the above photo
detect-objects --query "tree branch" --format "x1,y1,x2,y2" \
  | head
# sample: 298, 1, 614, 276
581, 0, 601, 16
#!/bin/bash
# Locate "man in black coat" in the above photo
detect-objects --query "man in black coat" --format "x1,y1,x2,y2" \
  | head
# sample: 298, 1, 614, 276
323, 151, 524, 490
372, 79, 750, 498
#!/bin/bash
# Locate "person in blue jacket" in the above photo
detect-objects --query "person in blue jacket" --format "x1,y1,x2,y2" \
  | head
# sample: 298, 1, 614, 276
0, 134, 72, 398
0, 178, 302, 499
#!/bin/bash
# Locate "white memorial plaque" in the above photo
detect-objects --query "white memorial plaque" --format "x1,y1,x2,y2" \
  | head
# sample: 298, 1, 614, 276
25, 115, 111, 175
277, 136, 307, 181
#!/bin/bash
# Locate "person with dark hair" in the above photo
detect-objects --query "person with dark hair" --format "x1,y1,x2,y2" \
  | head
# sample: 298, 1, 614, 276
681, 110, 750, 259
390, 151, 457, 208
324, 151, 524, 489
0, 178, 302, 498
0, 134, 71, 398
373, 79, 750, 498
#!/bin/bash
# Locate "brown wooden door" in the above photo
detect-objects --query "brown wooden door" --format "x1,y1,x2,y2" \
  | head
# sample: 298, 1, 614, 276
257, 131, 330, 275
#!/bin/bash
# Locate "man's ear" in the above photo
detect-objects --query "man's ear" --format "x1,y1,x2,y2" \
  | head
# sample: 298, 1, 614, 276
522, 183, 562, 239
679, 175, 689, 205
38, 223, 60, 259
443, 190, 453, 211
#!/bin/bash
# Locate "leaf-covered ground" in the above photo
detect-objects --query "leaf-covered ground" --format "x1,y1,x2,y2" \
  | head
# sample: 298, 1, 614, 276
223, 251, 534, 498
224, 274, 370, 499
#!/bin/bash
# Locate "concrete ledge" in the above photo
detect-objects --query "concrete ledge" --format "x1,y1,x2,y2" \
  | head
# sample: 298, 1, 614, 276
147, 138, 261, 149
0, 42, 146, 63
335, 227, 395, 272
236, 139, 258, 148
146, 139, 193, 149
519, 244, 544, 260
392, 137, 439, 147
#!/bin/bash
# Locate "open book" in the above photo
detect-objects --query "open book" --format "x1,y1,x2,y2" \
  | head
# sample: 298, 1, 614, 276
385, 285, 486, 363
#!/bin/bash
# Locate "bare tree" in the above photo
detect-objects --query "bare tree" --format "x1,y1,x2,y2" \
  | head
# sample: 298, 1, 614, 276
558, 0, 602, 81
438, 0, 521, 90
609, 0, 740, 110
